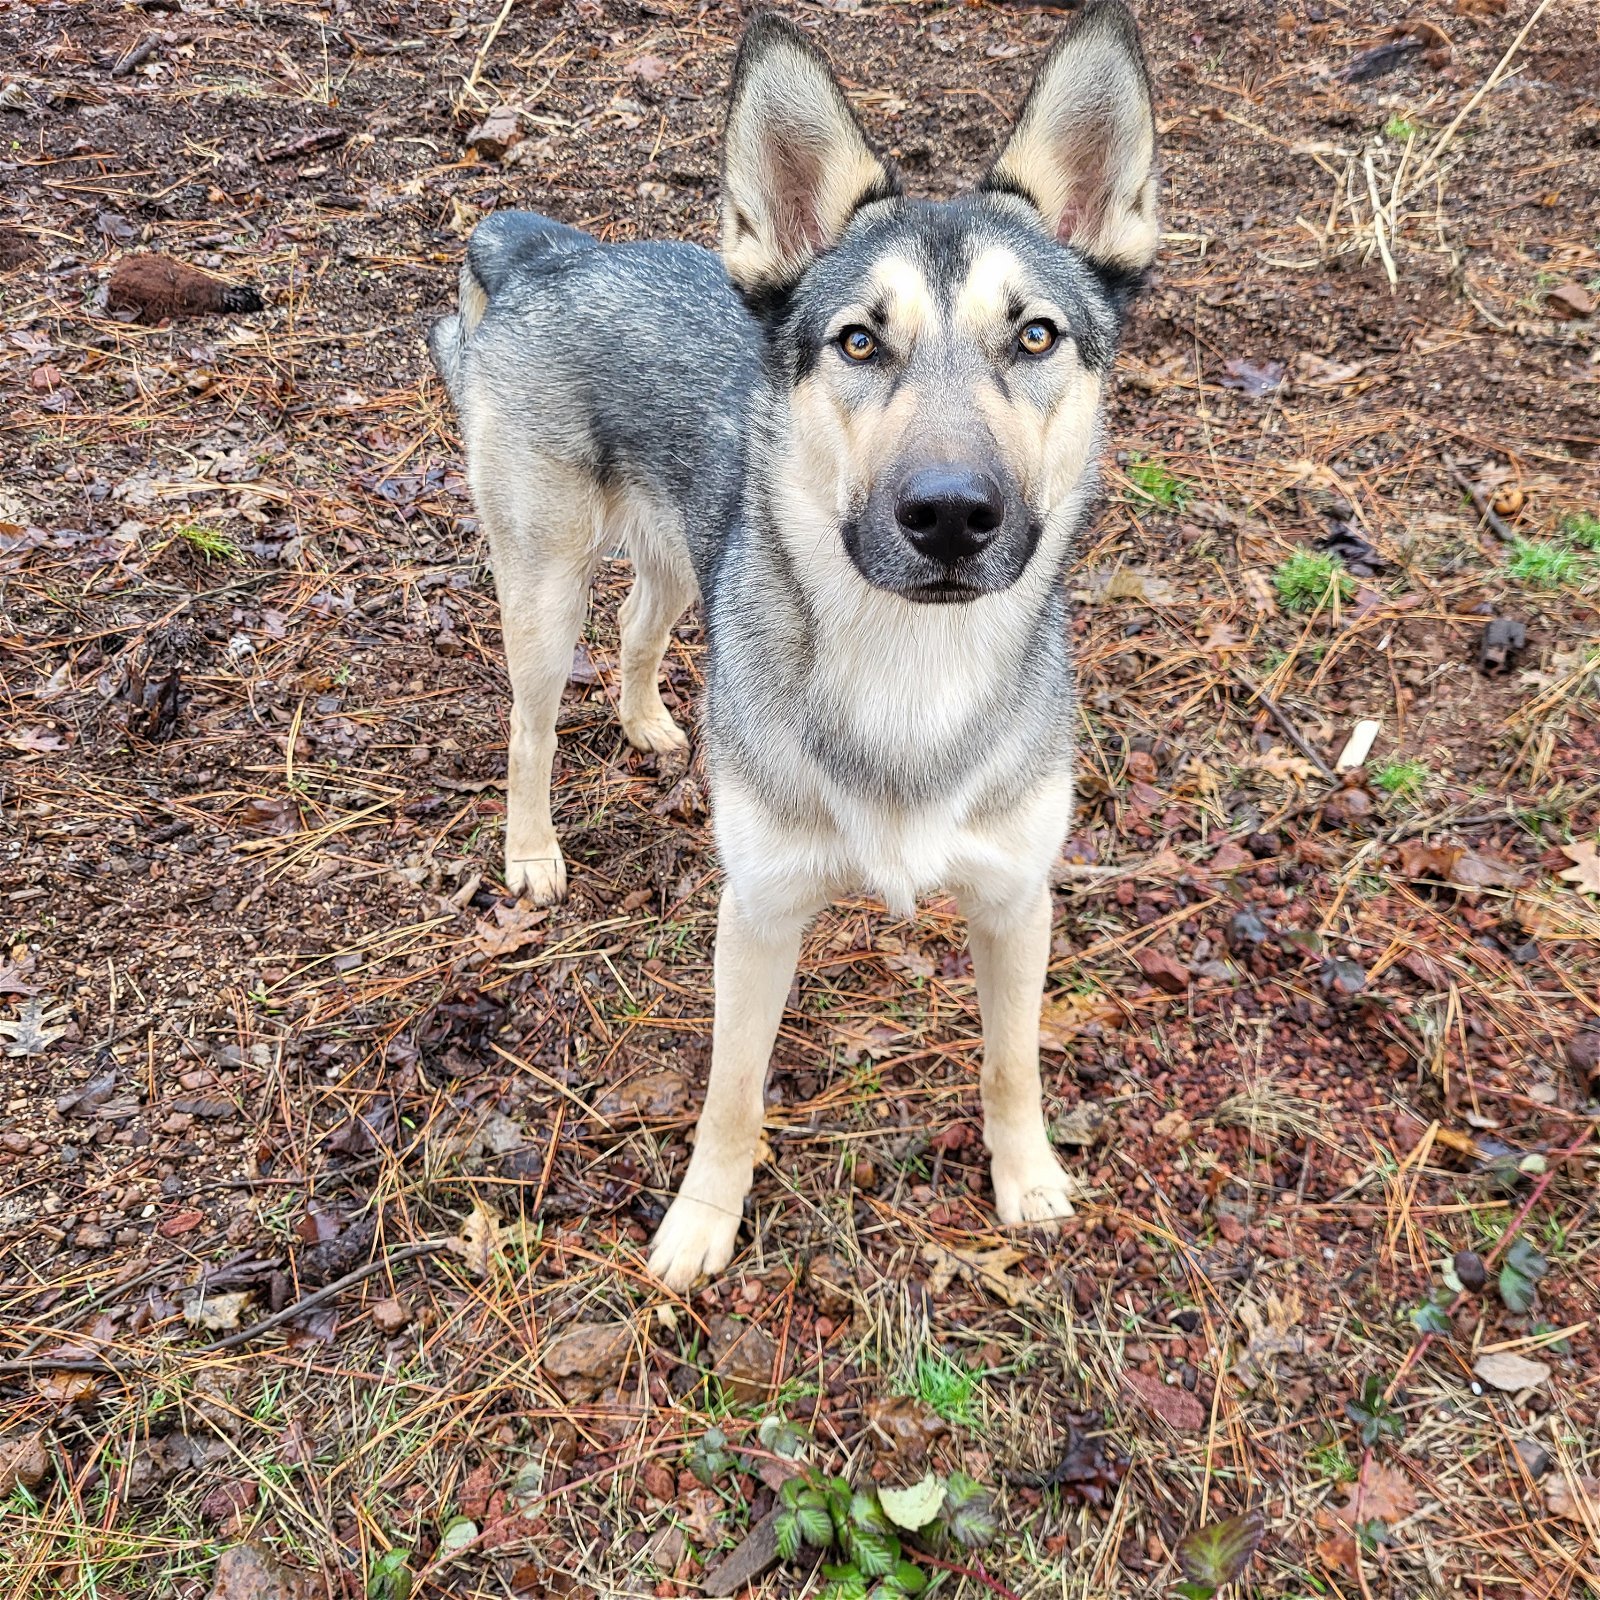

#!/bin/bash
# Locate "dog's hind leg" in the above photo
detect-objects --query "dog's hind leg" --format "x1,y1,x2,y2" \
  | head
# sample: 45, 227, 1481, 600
477, 463, 600, 904
617, 545, 694, 754
960, 882, 1080, 1225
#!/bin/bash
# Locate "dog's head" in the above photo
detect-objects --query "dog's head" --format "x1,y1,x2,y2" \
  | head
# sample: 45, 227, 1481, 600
720, 2, 1158, 605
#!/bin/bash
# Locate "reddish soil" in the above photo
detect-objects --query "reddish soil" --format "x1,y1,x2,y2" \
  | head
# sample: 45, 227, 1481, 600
1, 2, 1597, 1598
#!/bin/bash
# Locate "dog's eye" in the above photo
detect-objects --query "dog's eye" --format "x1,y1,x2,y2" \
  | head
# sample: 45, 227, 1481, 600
1017, 320, 1057, 356
839, 326, 878, 362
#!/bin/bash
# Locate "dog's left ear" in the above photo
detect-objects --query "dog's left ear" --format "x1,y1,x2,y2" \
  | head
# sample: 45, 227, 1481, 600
982, 0, 1159, 281
720, 12, 898, 303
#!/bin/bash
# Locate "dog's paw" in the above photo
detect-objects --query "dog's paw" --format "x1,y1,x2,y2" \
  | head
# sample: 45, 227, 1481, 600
992, 1148, 1081, 1228
622, 705, 689, 756
504, 842, 566, 905
647, 1195, 742, 1293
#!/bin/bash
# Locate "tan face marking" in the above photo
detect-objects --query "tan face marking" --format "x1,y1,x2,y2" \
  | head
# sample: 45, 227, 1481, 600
867, 253, 935, 344
955, 245, 1024, 337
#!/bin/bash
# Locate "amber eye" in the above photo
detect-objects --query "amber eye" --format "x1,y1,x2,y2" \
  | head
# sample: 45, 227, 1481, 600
1018, 320, 1057, 356
839, 326, 878, 362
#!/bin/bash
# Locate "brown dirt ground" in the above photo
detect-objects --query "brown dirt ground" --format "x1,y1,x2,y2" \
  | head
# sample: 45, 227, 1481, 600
2, 1, 1599, 1598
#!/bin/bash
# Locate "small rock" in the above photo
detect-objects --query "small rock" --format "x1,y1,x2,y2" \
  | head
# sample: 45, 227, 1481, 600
1321, 785, 1375, 827
465, 107, 523, 161
805, 1251, 858, 1321
200, 1478, 259, 1526
0, 1432, 48, 1494
1227, 908, 1272, 950
1478, 617, 1526, 674
1515, 1437, 1552, 1479
370, 1297, 410, 1335
205, 1542, 312, 1600
710, 1314, 779, 1405
1546, 281, 1596, 320
1054, 1100, 1109, 1146
73, 1224, 113, 1249
1566, 1029, 1600, 1085
1454, 1249, 1487, 1292
542, 1320, 632, 1399
1135, 948, 1189, 993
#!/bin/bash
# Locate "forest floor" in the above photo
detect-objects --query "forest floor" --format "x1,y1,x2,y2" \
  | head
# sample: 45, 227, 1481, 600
2, 1, 1599, 1597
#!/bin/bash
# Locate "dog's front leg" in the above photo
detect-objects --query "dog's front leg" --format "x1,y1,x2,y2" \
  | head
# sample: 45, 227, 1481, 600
648, 885, 810, 1291
960, 882, 1079, 1224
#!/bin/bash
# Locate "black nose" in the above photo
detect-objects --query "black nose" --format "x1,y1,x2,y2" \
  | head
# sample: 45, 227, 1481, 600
894, 468, 1005, 565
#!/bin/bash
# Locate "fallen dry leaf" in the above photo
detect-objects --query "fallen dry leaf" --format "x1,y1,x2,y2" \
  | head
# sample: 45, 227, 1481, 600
1546, 282, 1596, 321
470, 902, 548, 958
1234, 1290, 1307, 1388
1397, 839, 1523, 892
921, 1240, 1037, 1306
1546, 1474, 1600, 1523
183, 1290, 254, 1333
446, 1201, 501, 1278
1038, 990, 1122, 1051
1316, 1460, 1418, 1574
1473, 1351, 1551, 1392
0, 995, 68, 1057
1556, 840, 1600, 895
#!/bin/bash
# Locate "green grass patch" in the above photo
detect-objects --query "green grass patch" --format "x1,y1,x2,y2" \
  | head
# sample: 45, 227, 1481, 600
1371, 759, 1429, 801
1306, 1440, 1358, 1484
902, 1346, 982, 1427
1507, 537, 1583, 589
1383, 114, 1420, 142
1560, 511, 1600, 552
1272, 547, 1355, 613
172, 523, 241, 563
1126, 454, 1194, 511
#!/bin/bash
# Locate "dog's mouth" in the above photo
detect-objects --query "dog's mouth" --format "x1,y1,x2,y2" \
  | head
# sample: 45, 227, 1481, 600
899, 577, 989, 605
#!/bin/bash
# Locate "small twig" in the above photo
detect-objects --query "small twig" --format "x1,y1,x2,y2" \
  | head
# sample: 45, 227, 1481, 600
1442, 452, 1516, 545
196, 1240, 449, 1353
112, 34, 159, 77
910, 1546, 1024, 1600
1229, 668, 1339, 784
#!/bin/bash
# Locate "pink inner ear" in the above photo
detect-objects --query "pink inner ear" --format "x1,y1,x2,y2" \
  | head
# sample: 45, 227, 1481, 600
769, 135, 827, 257
1055, 175, 1110, 249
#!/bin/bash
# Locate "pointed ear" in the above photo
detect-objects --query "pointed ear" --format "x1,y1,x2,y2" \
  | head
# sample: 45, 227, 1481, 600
720, 12, 898, 302
982, 0, 1159, 281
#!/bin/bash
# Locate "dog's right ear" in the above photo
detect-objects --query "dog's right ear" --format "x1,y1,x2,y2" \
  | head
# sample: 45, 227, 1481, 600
720, 13, 898, 305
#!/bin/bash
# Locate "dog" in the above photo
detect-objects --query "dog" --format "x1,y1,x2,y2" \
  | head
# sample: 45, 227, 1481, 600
428, 0, 1159, 1291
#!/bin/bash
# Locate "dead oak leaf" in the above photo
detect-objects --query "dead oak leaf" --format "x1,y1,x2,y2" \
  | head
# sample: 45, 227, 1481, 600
1557, 839, 1600, 895
921, 1240, 1036, 1306
447, 1200, 502, 1278
1038, 990, 1122, 1051
470, 903, 548, 959
0, 995, 68, 1057
1546, 1474, 1600, 1523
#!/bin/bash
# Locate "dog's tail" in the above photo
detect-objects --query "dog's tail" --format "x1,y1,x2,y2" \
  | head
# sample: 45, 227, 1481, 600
427, 211, 595, 403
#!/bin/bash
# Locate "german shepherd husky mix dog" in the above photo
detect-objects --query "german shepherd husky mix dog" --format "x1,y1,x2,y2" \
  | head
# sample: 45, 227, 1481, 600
429, 1, 1159, 1290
